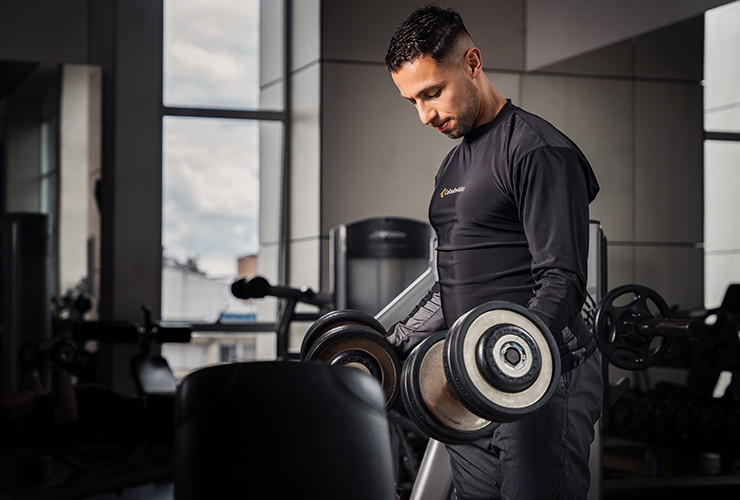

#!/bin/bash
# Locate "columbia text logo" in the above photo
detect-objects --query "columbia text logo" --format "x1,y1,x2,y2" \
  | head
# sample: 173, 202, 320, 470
440, 186, 466, 198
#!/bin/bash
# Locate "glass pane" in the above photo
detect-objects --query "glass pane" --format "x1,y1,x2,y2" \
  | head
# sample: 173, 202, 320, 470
164, 0, 265, 110
162, 116, 260, 322
165, 333, 260, 380
704, 1, 740, 309
705, 0, 740, 133
704, 141, 740, 307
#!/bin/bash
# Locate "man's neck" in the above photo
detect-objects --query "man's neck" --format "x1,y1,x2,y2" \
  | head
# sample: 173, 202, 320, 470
480, 79, 506, 125
474, 76, 507, 129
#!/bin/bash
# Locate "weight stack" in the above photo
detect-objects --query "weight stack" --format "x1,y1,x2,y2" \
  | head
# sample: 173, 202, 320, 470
331, 217, 435, 316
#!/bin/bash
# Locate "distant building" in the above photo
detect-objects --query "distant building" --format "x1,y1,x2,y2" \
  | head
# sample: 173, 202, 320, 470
161, 255, 259, 379
238, 254, 257, 278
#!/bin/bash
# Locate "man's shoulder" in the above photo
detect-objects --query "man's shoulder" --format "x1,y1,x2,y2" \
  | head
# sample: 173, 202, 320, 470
501, 104, 576, 152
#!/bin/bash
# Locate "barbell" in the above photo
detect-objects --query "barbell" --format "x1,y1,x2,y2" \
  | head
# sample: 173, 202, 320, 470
16, 338, 86, 374
594, 284, 705, 370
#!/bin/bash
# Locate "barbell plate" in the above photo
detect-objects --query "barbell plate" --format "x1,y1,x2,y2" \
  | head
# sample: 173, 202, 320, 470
305, 324, 400, 411
445, 301, 561, 422
300, 310, 387, 362
401, 331, 496, 445
593, 284, 672, 370
51, 339, 79, 367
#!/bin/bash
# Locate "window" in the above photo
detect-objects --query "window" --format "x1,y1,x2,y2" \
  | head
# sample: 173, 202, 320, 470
161, 0, 286, 374
704, 0, 740, 309
164, 0, 260, 110
162, 117, 260, 322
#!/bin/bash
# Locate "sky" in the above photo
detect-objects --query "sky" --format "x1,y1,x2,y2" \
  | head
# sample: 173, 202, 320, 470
162, 0, 262, 279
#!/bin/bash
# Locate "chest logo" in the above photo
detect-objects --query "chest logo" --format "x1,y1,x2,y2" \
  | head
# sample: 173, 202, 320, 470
440, 186, 466, 198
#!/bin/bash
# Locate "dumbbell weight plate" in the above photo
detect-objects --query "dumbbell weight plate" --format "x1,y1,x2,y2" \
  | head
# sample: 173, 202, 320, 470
401, 331, 496, 444
305, 324, 400, 411
444, 301, 561, 423
300, 310, 387, 362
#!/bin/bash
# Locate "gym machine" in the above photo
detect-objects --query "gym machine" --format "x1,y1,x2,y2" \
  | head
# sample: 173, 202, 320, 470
331, 217, 435, 316
2, 290, 192, 499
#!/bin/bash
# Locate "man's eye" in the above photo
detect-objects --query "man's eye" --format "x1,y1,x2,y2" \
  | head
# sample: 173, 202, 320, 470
428, 90, 441, 99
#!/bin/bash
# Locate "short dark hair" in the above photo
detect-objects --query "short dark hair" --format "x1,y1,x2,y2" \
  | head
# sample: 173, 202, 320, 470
385, 4, 471, 73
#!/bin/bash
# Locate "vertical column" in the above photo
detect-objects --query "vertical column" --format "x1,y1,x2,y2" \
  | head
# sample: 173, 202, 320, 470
91, 0, 164, 392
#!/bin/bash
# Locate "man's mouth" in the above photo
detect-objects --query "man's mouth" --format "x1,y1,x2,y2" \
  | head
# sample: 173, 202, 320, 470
435, 120, 451, 132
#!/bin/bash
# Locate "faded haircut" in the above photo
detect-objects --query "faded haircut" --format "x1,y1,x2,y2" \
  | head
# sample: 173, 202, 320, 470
385, 4, 472, 73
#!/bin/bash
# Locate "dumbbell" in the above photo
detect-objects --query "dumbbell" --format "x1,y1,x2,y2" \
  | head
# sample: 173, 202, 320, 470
650, 393, 676, 445
301, 310, 401, 412
401, 301, 561, 444
401, 330, 497, 444
609, 390, 638, 438
16, 338, 82, 374
628, 392, 653, 442
16, 340, 51, 374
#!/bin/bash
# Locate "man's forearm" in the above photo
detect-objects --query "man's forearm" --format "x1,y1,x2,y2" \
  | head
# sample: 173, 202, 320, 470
386, 282, 446, 357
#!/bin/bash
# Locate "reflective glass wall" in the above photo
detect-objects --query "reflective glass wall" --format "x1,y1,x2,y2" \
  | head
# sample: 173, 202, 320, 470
704, 0, 740, 308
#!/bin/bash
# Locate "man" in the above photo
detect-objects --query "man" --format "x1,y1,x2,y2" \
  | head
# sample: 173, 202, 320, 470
384, 5, 603, 499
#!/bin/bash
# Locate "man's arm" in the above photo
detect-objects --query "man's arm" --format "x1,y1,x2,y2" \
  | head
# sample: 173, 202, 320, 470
386, 282, 446, 357
514, 146, 594, 337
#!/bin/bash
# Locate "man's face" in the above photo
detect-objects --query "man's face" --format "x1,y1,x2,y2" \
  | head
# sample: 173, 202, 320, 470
392, 55, 480, 139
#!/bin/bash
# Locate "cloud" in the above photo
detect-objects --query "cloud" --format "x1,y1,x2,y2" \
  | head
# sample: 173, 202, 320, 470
163, 116, 262, 277
163, 178, 259, 277
161, 0, 266, 278
164, 117, 259, 214
165, 0, 259, 38
168, 42, 252, 85
164, 0, 260, 108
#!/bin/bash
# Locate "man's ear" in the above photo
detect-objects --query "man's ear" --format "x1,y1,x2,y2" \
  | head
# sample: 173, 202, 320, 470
465, 47, 483, 78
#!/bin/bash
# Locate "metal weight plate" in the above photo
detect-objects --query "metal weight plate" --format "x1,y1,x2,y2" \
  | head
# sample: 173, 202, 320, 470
305, 324, 400, 411
51, 339, 79, 368
594, 284, 672, 370
444, 301, 561, 423
300, 310, 387, 362
400, 331, 497, 444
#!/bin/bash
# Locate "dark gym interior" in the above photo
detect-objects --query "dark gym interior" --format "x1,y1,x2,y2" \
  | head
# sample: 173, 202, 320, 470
2, 1, 740, 499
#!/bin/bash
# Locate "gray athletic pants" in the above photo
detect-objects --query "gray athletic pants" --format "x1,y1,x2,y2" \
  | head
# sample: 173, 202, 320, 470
445, 351, 603, 500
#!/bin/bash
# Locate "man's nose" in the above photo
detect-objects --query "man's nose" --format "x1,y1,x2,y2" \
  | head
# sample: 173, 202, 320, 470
417, 103, 437, 126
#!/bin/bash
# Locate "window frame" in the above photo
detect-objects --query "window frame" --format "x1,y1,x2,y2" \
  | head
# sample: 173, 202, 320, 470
160, 0, 292, 333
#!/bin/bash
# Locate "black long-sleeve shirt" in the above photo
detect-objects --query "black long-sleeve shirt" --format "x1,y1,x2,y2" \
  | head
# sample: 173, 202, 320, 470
388, 101, 600, 371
